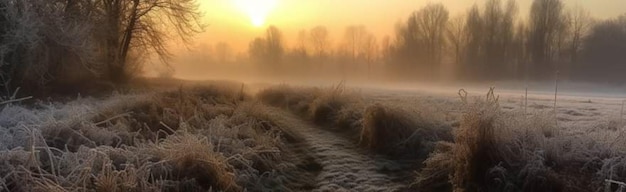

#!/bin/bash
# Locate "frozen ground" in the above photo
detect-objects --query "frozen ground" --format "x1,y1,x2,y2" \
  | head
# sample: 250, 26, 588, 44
358, 85, 626, 145
2, 81, 625, 191
266, 108, 413, 192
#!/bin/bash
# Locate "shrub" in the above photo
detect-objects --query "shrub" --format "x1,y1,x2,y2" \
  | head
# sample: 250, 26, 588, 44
360, 104, 421, 156
0, 0, 101, 97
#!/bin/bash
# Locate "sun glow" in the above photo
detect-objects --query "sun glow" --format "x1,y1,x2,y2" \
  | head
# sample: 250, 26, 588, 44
235, 0, 278, 27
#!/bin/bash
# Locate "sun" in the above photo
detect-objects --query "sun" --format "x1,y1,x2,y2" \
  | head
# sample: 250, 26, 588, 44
235, 0, 278, 27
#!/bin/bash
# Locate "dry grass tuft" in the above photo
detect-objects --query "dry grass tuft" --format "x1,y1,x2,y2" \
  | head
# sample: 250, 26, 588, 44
256, 85, 314, 114
157, 133, 241, 191
308, 92, 350, 125
360, 104, 421, 156
413, 141, 454, 191
451, 95, 500, 191
334, 106, 364, 134
258, 84, 360, 132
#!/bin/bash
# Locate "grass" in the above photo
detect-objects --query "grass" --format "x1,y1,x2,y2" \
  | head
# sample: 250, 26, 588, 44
413, 88, 626, 192
257, 84, 452, 158
0, 83, 312, 191
360, 103, 421, 155
5, 82, 626, 191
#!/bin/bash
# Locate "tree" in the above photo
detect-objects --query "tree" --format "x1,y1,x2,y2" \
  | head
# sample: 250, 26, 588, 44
391, 3, 449, 79
577, 14, 626, 83
511, 22, 530, 80
416, 3, 449, 71
463, 5, 484, 79
361, 34, 378, 78
528, 0, 566, 79
361, 35, 378, 64
248, 25, 285, 66
98, 0, 203, 84
265, 25, 285, 65
457, 0, 517, 80
567, 6, 593, 65
309, 26, 331, 62
447, 15, 467, 71
296, 29, 308, 53
380, 35, 392, 63
215, 42, 232, 64
482, 0, 517, 79
0, 0, 98, 95
248, 37, 267, 63
343, 25, 369, 64
283, 30, 311, 67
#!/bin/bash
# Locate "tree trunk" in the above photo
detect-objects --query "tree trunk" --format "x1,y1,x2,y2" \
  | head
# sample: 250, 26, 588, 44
111, 0, 139, 84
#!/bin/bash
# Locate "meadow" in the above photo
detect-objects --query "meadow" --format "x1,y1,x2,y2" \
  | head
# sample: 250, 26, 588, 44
1, 80, 625, 191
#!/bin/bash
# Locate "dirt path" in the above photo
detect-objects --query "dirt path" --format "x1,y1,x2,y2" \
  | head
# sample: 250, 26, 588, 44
268, 108, 414, 192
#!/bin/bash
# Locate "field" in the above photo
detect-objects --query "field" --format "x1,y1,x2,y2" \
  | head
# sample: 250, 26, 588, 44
1, 80, 625, 192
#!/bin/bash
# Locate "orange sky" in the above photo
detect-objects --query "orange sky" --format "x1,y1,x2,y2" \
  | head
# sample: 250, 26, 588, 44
192, 0, 626, 54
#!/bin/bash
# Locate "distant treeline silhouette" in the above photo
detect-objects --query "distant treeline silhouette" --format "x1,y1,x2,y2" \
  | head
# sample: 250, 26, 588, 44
246, 0, 626, 84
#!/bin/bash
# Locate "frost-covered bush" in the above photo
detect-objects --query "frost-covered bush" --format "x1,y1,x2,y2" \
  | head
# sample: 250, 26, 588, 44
0, 0, 100, 96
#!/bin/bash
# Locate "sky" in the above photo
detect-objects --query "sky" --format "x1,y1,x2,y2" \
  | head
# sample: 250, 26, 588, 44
191, 0, 626, 54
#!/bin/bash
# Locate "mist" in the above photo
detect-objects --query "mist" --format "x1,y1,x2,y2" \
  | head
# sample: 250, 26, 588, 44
162, 0, 626, 94
4, 0, 626, 191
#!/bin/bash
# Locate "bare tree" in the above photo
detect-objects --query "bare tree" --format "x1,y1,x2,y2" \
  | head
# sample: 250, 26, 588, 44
447, 15, 467, 69
361, 34, 378, 77
215, 42, 232, 64
528, 0, 566, 79
309, 26, 331, 62
98, 0, 203, 84
416, 3, 449, 71
511, 22, 529, 80
567, 5, 593, 64
481, 0, 517, 79
380, 35, 392, 63
248, 25, 284, 66
577, 14, 626, 83
248, 37, 267, 63
296, 30, 308, 53
265, 25, 284, 65
343, 25, 369, 64
463, 5, 484, 79
392, 3, 449, 79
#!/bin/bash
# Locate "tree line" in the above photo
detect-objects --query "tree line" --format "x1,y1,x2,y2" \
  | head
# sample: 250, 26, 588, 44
248, 0, 626, 84
0, 0, 203, 96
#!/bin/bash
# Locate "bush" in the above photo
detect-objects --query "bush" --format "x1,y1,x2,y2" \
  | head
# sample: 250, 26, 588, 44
360, 104, 421, 156
0, 0, 101, 97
